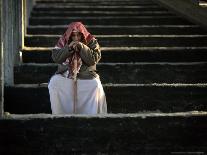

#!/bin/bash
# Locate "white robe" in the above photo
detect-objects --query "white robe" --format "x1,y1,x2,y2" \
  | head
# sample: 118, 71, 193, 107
48, 74, 107, 114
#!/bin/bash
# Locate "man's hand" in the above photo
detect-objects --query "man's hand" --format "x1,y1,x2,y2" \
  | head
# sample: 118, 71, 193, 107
68, 41, 82, 51
68, 41, 78, 49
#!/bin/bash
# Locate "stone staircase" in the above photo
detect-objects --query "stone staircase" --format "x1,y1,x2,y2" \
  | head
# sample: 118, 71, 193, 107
2, 0, 207, 154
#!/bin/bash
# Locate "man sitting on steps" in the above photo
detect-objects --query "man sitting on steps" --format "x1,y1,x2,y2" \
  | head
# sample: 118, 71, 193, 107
48, 22, 107, 115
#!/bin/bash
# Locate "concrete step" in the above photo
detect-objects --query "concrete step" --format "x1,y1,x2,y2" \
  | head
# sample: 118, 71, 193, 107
35, 0, 154, 3
24, 35, 207, 47
35, 2, 159, 6
32, 5, 168, 12
27, 25, 207, 35
35, 1, 156, 5
21, 47, 207, 63
29, 16, 193, 26
14, 62, 207, 84
31, 10, 174, 17
1, 112, 207, 154
4, 84, 207, 114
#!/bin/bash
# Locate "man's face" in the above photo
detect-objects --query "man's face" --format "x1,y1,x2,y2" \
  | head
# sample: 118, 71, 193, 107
71, 32, 82, 41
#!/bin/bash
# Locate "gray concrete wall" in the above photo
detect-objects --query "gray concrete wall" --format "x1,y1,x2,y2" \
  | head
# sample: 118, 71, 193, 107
2, 0, 25, 86
0, 0, 34, 112
0, 0, 34, 116
155, 0, 207, 30
0, 0, 3, 118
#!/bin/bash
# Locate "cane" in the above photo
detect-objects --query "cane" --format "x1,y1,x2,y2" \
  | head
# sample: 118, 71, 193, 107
73, 79, 77, 114
72, 50, 81, 114
68, 44, 82, 114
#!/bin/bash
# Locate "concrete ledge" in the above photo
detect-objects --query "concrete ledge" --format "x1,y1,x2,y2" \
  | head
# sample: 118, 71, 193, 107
155, 0, 207, 30
27, 25, 207, 36
27, 25, 206, 35
34, 0, 152, 2
14, 62, 207, 84
1, 112, 207, 154
21, 48, 207, 63
29, 16, 191, 26
4, 84, 207, 114
24, 35, 207, 47
30, 11, 173, 18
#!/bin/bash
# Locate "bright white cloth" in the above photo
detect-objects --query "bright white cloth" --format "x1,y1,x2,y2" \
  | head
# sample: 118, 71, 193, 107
48, 74, 107, 114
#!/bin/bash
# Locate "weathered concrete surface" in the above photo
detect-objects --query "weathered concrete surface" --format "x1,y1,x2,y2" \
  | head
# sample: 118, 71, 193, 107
0, 0, 3, 118
1, 112, 207, 154
2, 0, 22, 85
30, 10, 173, 18
24, 35, 207, 47
2, 0, 207, 154
14, 62, 207, 84
32, 5, 168, 12
29, 16, 192, 26
35, 1, 156, 6
4, 84, 207, 114
155, 0, 207, 30
21, 48, 207, 63
27, 25, 207, 35
35, 0, 153, 3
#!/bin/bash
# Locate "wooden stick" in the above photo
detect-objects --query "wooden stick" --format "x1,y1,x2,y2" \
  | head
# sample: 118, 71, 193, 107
73, 79, 77, 114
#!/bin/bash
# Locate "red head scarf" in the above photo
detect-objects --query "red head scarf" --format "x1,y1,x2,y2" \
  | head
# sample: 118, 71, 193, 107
55, 22, 94, 80
56, 22, 94, 48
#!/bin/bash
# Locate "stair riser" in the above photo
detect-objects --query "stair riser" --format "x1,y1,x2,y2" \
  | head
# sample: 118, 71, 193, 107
33, 7, 167, 12
31, 11, 173, 17
21, 49, 207, 63
1, 115, 207, 154
4, 86, 207, 114
35, 2, 157, 5
29, 17, 192, 26
27, 26, 206, 35
35, 4, 159, 7
35, 0, 153, 2
35, 0, 154, 3
25, 36, 207, 47
14, 63, 207, 84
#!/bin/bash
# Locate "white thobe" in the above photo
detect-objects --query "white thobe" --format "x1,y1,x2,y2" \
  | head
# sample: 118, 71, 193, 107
48, 74, 107, 114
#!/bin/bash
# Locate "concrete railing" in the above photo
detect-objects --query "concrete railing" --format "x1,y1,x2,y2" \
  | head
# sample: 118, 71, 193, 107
0, 0, 34, 116
155, 0, 207, 30
2, 0, 21, 86
1, 0, 34, 86
0, 0, 3, 118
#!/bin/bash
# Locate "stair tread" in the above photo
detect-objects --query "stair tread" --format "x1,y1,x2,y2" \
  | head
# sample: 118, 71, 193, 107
25, 34, 207, 37
21, 47, 207, 63
28, 25, 200, 28
5, 83, 207, 114
2, 110, 207, 154
34, 5, 161, 9
8, 83, 207, 88
24, 35, 207, 47
5, 111, 207, 119
22, 46, 207, 50
14, 61, 207, 84
31, 11, 173, 15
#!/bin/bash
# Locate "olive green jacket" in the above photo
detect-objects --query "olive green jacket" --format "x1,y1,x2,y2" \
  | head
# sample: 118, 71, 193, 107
51, 38, 101, 79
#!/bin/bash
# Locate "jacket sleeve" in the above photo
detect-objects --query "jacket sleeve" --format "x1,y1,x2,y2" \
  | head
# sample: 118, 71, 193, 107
78, 39, 101, 66
51, 45, 74, 64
